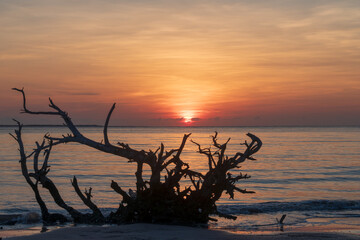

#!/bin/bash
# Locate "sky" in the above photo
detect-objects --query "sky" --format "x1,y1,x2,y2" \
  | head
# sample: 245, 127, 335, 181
0, 0, 359, 126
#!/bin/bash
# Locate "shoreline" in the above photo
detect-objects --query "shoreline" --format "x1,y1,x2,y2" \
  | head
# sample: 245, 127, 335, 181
2, 223, 360, 240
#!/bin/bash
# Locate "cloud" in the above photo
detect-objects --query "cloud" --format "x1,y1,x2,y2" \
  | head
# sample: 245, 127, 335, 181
57, 91, 100, 96
208, 117, 221, 121
0, 54, 40, 61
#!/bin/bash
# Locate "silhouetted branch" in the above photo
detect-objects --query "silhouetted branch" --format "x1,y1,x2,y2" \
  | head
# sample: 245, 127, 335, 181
10, 120, 68, 224
104, 103, 116, 145
111, 180, 132, 203
71, 176, 104, 222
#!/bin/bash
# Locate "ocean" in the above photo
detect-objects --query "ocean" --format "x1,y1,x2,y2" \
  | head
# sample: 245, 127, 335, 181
0, 126, 359, 234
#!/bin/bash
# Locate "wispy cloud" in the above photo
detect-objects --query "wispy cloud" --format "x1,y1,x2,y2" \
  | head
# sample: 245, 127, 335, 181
1, 0, 359, 125
56, 91, 100, 96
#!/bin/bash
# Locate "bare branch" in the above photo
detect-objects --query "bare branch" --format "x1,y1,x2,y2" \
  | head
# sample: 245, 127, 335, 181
71, 176, 104, 221
12, 87, 82, 137
191, 140, 217, 170
175, 133, 191, 159
104, 103, 116, 145
12, 88, 59, 115
162, 133, 191, 169
33, 140, 45, 173
10, 120, 53, 223
40, 142, 52, 174
111, 180, 132, 203
158, 143, 164, 162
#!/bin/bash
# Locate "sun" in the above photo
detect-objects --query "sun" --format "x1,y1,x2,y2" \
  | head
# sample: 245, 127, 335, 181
184, 116, 192, 123
181, 111, 194, 125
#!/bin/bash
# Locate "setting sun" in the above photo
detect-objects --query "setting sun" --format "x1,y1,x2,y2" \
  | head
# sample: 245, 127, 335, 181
181, 111, 194, 125
184, 117, 192, 124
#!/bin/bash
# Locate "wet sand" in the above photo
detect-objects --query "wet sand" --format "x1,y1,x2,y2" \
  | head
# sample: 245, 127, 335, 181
3, 223, 360, 240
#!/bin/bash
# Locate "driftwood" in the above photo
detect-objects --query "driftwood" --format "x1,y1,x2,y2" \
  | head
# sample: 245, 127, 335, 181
11, 88, 262, 225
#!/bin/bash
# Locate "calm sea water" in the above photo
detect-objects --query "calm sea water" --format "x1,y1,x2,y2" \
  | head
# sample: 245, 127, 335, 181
0, 126, 359, 233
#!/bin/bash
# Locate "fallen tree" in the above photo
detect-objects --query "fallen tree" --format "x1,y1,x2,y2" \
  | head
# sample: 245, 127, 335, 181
11, 88, 262, 225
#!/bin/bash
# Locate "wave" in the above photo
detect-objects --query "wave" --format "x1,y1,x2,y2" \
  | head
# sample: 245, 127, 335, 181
218, 199, 360, 215
2, 200, 359, 225
0, 212, 40, 225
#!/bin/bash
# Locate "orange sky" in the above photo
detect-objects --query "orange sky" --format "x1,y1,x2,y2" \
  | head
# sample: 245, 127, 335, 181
0, 0, 359, 126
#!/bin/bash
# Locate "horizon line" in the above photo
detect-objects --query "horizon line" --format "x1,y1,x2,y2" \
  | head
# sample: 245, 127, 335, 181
1, 124, 359, 128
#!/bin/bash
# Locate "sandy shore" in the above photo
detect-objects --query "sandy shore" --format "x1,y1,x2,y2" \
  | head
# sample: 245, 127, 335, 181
2, 223, 359, 240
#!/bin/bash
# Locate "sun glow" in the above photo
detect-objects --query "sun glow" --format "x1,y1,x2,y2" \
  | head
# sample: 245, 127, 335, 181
184, 116, 192, 123
181, 111, 194, 125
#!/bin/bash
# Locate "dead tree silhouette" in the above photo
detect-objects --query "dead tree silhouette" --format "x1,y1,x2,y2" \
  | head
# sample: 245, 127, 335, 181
11, 88, 262, 225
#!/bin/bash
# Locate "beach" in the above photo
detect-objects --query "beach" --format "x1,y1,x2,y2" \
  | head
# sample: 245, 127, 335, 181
3, 223, 360, 240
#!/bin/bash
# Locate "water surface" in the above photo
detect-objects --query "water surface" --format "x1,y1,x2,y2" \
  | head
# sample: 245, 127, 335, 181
0, 126, 359, 233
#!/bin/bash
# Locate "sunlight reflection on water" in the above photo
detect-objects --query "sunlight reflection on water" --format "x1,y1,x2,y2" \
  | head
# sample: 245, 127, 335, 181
1, 126, 360, 213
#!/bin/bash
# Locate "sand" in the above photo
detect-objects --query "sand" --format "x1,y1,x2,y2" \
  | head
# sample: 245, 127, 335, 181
3, 224, 359, 240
